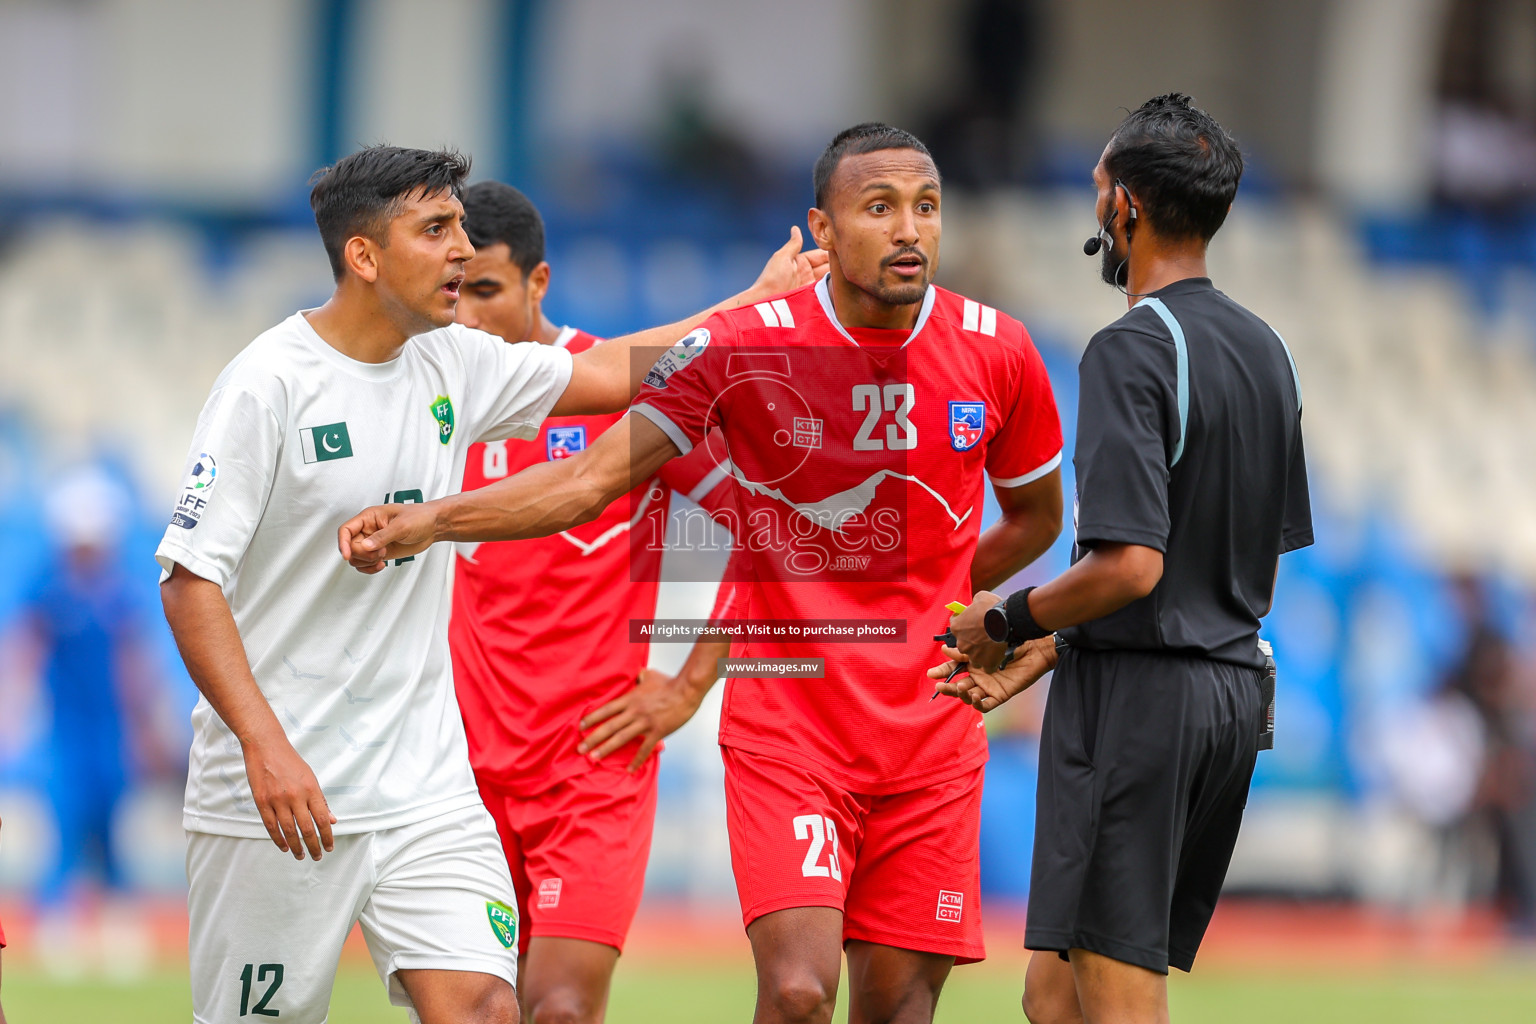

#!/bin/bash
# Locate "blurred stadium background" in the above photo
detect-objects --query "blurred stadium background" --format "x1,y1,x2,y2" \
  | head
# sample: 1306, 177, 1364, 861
2, 0, 1535, 1019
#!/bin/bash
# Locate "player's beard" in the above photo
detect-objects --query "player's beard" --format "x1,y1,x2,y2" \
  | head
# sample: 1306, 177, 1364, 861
872, 250, 931, 306
1100, 245, 1128, 288
874, 279, 928, 306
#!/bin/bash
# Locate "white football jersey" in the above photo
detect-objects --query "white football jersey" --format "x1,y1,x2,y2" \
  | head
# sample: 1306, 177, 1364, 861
156, 312, 573, 838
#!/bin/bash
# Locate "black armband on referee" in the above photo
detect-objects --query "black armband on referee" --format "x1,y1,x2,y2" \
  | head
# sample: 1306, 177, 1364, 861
983, 586, 1052, 646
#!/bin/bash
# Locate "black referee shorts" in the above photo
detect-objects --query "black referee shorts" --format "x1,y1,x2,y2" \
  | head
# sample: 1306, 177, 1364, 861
1025, 647, 1262, 974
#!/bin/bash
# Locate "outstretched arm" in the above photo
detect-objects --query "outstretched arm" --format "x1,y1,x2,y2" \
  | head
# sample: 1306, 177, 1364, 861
550, 228, 826, 416
340, 413, 681, 571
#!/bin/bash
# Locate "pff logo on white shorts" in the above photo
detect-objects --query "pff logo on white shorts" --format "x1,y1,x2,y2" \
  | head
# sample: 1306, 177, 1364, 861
487, 900, 518, 949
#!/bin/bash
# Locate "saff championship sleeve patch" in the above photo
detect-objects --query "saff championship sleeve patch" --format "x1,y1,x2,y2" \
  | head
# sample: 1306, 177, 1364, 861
643, 327, 711, 390
170, 452, 218, 529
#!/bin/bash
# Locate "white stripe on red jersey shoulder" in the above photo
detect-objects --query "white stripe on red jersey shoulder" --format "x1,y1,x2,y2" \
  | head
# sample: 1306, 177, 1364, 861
959, 299, 998, 337
753, 299, 797, 329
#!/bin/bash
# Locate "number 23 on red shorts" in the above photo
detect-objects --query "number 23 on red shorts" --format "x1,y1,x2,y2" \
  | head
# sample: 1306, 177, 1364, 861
722, 746, 986, 963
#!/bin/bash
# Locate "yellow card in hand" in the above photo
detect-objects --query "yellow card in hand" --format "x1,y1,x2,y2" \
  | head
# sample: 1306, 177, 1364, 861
945, 601, 967, 614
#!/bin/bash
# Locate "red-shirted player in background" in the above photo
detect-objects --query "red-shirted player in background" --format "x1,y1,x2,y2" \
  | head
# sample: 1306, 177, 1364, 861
343, 125, 1064, 1024
449, 181, 819, 1024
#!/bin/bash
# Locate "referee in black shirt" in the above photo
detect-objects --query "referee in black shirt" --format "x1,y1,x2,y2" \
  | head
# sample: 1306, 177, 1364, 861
936, 93, 1312, 1023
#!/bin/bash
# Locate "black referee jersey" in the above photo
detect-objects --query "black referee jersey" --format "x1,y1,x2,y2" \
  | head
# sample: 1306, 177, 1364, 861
1060, 276, 1312, 666
1027, 276, 1313, 974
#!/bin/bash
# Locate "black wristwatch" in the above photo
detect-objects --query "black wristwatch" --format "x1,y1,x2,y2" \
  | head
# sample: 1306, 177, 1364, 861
984, 587, 1051, 647
983, 603, 1012, 643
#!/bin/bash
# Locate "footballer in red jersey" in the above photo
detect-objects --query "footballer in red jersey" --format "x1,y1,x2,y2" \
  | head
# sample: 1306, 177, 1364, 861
629, 275, 1061, 795
449, 181, 820, 1024
341, 126, 1063, 1023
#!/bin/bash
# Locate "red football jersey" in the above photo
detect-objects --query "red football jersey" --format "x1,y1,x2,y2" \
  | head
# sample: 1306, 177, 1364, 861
632, 280, 1063, 792
452, 327, 736, 791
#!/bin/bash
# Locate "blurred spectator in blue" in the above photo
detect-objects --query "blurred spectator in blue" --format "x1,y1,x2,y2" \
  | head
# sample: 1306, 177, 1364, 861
1443, 574, 1536, 931
1376, 649, 1485, 908
9, 466, 172, 902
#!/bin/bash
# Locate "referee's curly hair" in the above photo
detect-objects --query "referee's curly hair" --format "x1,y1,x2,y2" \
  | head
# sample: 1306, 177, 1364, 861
1105, 93, 1244, 243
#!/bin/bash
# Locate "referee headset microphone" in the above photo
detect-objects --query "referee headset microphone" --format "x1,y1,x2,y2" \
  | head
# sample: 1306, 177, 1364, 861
1085, 177, 1163, 300
1081, 178, 1137, 255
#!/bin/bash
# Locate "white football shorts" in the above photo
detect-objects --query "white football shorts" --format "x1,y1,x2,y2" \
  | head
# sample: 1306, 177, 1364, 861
187, 802, 518, 1023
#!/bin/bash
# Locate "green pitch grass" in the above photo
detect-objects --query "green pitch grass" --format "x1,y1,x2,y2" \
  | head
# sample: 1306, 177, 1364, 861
7, 960, 1536, 1023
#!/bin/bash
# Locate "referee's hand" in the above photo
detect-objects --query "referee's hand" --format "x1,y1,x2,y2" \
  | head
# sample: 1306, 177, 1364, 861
928, 638, 1058, 712
950, 591, 1007, 671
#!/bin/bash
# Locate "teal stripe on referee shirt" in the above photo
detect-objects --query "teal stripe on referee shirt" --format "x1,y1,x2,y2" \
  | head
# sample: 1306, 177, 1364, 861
1135, 296, 1190, 467
1270, 327, 1303, 412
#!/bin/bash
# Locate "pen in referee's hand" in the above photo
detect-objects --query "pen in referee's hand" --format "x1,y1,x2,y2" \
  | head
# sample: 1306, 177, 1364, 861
931, 601, 970, 700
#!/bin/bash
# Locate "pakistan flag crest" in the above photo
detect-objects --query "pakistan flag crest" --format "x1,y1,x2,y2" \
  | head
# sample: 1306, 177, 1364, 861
486, 900, 518, 949
430, 395, 455, 444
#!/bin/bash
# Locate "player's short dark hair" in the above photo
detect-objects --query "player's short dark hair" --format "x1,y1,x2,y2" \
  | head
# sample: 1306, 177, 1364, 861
309, 145, 471, 280
813, 122, 938, 209
461, 180, 546, 277
1104, 93, 1243, 243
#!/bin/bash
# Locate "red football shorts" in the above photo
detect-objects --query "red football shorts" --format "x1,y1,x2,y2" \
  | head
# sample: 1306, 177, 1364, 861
477, 759, 658, 954
722, 746, 986, 963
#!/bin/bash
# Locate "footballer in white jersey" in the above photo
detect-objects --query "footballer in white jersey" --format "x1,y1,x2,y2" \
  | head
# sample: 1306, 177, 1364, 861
161, 312, 572, 839
157, 145, 825, 1024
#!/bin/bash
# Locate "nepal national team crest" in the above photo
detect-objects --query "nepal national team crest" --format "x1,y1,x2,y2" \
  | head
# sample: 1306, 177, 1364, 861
949, 401, 986, 451
546, 425, 587, 460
